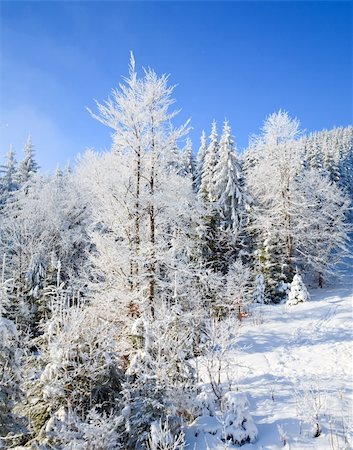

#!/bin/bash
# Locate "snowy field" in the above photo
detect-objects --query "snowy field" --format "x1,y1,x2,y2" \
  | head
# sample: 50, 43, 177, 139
186, 272, 353, 450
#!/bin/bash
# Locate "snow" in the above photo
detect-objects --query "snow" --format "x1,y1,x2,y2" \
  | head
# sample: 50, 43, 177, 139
287, 274, 310, 306
185, 272, 353, 449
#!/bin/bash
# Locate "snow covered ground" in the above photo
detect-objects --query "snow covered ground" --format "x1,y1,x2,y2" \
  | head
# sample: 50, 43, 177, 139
186, 272, 353, 449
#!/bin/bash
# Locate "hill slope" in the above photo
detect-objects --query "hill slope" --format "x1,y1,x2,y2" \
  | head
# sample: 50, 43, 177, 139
186, 273, 353, 450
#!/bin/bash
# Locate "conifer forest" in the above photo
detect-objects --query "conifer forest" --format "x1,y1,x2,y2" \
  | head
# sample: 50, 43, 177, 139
0, 56, 352, 449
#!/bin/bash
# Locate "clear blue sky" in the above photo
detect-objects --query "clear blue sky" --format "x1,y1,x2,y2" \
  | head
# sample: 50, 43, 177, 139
0, 1, 352, 171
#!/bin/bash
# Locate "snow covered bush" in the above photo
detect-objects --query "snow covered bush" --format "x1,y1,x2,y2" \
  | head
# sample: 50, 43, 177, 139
185, 391, 257, 448
221, 391, 258, 446
44, 407, 123, 449
194, 391, 216, 417
21, 302, 123, 445
148, 418, 185, 450
287, 274, 310, 306
201, 317, 241, 402
294, 378, 326, 439
122, 303, 199, 448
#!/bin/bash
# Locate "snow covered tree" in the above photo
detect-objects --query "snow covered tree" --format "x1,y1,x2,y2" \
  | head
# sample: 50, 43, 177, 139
45, 408, 124, 450
199, 120, 219, 203
16, 135, 39, 186
186, 390, 257, 447
180, 137, 195, 179
148, 419, 185, 450
224, 259, 252, 319
122, 302, 199, 448
247, 111, 302, 288
221, 391, 258, 446
196, 122, 224, 270
287, 273, 310, 306
22, 297, 123, 446
295, 170, 351, 285
247, 111, 350, 295
201, 316, 241, 402
86, 54, 197, 322
0, 172, 90, 333
0, 148, 18, 208
0, 315, 22, 439
214, 121, 244, 232
253, 273, 266, 304
195, 130, 207, 191
0, 264, 23, 441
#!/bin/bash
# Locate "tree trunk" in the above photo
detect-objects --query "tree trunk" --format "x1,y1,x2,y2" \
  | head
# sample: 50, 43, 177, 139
134, 141, 141, 286
148, 117, 156, 318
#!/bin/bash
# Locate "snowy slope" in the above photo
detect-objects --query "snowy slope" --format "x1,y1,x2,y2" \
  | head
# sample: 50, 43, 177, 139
186, 273, 353, 450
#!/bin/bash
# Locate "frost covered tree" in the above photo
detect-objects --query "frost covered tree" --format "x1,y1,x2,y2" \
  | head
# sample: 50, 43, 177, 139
302, 126, 353, 202
201, 317, 241, 402
16, 135, 39, 186
22, 294, 123, 446
180, 137, 194, 179
221, 391, 258, 446
247, 111, 302, 290
0, 148, 18, 207
0, 172, 90, 333
196, 122, 224, 270
85, 54, 198, 322
46, 408, 123, 450
0, 315, 22, 438
291, 169, 351, 286
222, 259, 252, 319
79, 57, 206, 445
199, 121, 219, 203
214, 121, 244, 232
187, 390, 257, 447
247, 111, 351, 297
148, 419, 185, 450
195, 130, 207, 191
122, 302, 199, 448
253, 274, 266, 304
287, 273, 310, 306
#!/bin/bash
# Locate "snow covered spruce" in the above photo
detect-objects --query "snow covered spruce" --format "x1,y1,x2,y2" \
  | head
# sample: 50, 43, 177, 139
287, 274, 310, 306
0, 56, 352, 449
185, 391, 257, 448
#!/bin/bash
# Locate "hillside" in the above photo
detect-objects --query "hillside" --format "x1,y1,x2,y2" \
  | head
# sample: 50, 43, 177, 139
185, 271, 353, 449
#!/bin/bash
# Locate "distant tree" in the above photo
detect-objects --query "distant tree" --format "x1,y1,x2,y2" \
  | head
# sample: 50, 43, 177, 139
195, 130, 207, 191
16, 135, 39, 186
180, 137, 195, 180
199, 121, 219, 203
246, 111, 302, 295
247, 112, 351, 295
0, 148, 18, 207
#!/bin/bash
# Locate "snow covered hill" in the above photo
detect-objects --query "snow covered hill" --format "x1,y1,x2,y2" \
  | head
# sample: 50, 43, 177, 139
186, 273, 353, 450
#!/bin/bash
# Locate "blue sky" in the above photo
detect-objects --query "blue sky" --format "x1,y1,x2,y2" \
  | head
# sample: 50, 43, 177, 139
0, 1, 352, 171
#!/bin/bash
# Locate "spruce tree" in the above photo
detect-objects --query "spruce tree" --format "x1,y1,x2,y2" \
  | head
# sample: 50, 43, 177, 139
195, 130, 207, 191
214, 121, 241, 229
16, 135, 39, 186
